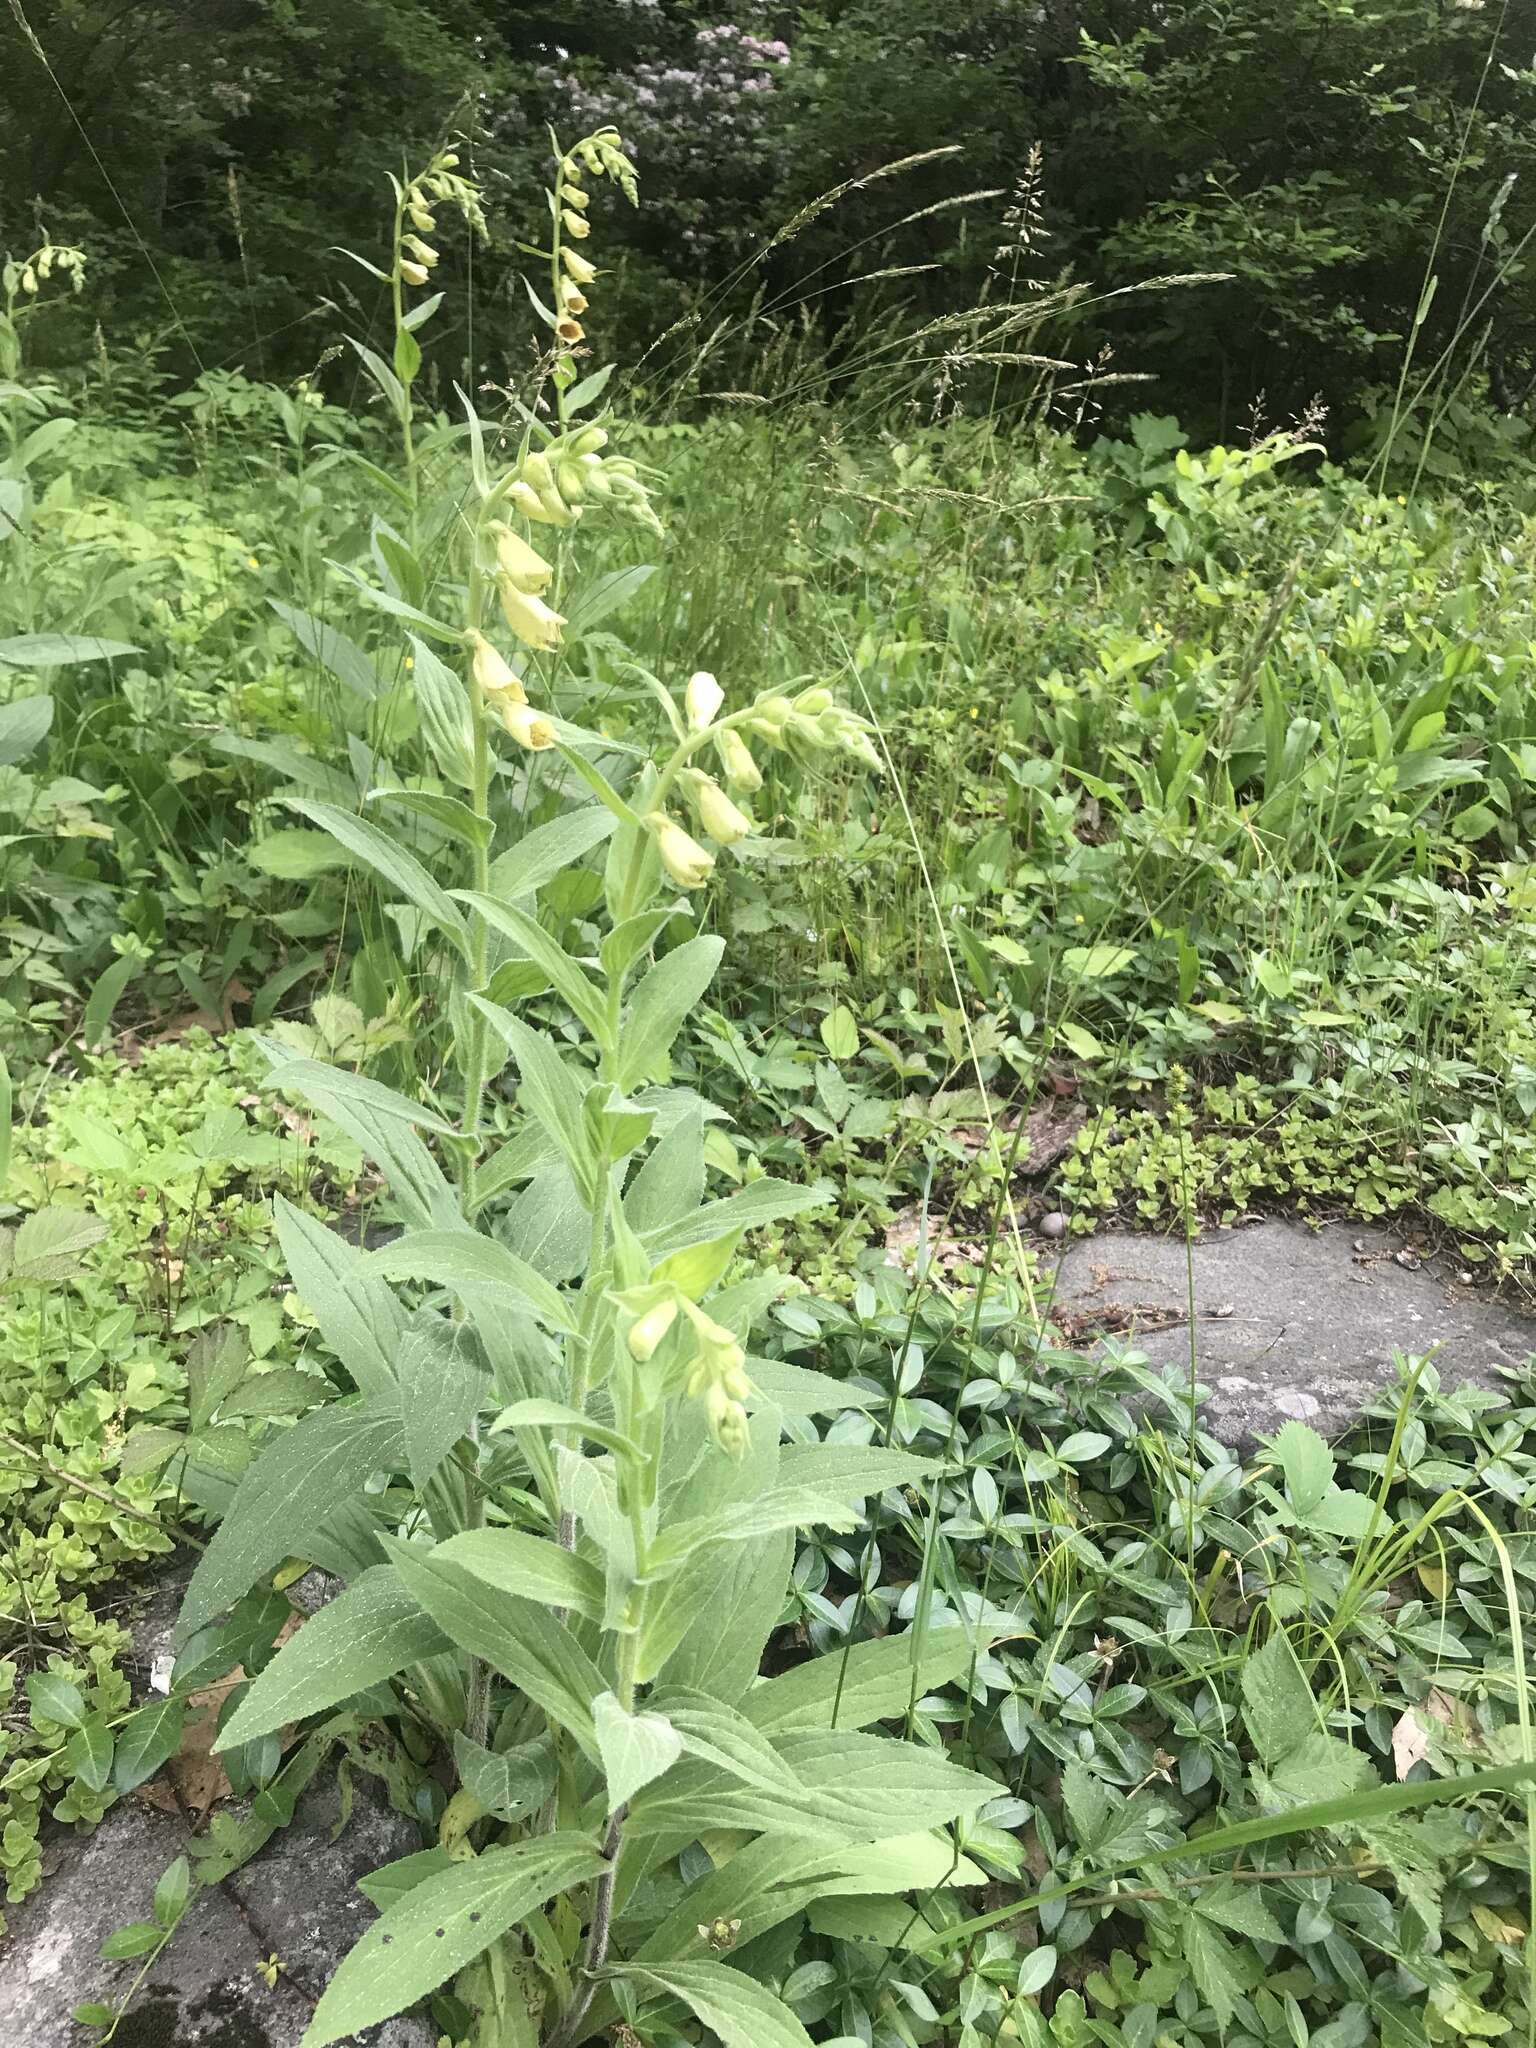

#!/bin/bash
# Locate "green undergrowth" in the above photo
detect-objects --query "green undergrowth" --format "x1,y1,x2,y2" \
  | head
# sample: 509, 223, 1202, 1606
0, 1033, 352, 1928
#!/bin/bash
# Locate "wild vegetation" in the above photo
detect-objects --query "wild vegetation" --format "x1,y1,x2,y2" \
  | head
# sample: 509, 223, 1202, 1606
1, 9, 1535, 2048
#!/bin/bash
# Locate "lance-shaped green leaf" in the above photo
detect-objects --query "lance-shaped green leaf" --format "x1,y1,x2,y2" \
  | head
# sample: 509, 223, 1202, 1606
425, 1527, 605, 1621
268, 600, 379, 699
282, 797, 469, 953
217, 1568, 448, 1749
369, 1229, 577, 1334
382, 1537, 605, 1755
274, 1197, 406, 1406
472, 1001, 600, 1198
640, 1176, 835, 1256
741, 1627, 977, 1733
458, 894, 609, 1040
485, 804, 617, 901
651, 1445, 934, 1571
617, 936, 726, 1091
263, 1057, 458, 1229
177, 1406, 404, 1644
619, 1962, 813, 2048
395, 1315, 488, 1488
301, 1834, 605, 2047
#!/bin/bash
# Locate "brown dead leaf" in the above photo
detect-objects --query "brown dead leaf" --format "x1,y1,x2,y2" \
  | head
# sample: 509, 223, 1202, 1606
1391, 1707, 1431, 1781
136, 1613, 304, 1817
1016, 1100, 1088, 1178
146, 977, 253, 1046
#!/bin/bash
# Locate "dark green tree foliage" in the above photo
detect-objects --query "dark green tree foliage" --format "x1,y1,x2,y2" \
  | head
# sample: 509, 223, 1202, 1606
3, 0, 1534, 427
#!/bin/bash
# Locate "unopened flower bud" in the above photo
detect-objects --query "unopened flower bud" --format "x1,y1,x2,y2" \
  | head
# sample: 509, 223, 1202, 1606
627, 1297, 678, 1362
467, 629, 526, 701
490, 524, 553, 594
499, 581, 566, 652
715, 729, 762, 792
538, 489, 577, 527
685, 671, 724, 731
507, 479, 559, 523
705, 1382, 750, 1460
556, 461, 586, 503
571, 426, 607, 455
647, 813, 714, 891
400, 260, 429, 287
795, 687, 834, 716
745, 694, 794, 741
439, 151, 461, 168
693, 775, 752, 847
500, 699, 556, 750
522, 452, 556, 495
562, 211, 591, 241
408, 202, 437, 233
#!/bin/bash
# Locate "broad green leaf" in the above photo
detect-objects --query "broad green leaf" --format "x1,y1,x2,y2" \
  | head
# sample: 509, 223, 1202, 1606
396, 1316, 488, 1488
485, 805, 617, 901
267, 600, 379, 699
0, 694, 52, 765
248, 829, 353, 880
747, 1357, 879, 1416
325, 559, 461, 641
217, 1568, 447, 1749
1266, 1420, 1334, 1516
356, 1847, 455, 1909
594, 1690, 683, 1811
0, 633, 138, 669
742, 1628, 977, 1734
1192, 1877, 1288, 1943
819, 1006, 859, 1060
65, 1719, 114, 1794
457, 894, 608, 1039
26, 1672, 86, 1729
178, 1405, 403, 1643
490, 1399, 641, 1461
1062, 944, 1136, 979
274, 1197, 406, 1406
623, 1109, 704, 1237
282, 797, 469, 953
10, 1206, 109, 1282
369, 1229, 577, 1334
405, 634, 475, 788
382, 1537, 606, 1754
426, 1527, 605, 1621
621, 1961, 813, 2048
113, 1698, 187, 1794
450, 1732, 555, 1822
641, 1177, 835, 1257
301, 1835, 605, 2047
1241, 1632, 1316, 1766
618, 937, 725, 1091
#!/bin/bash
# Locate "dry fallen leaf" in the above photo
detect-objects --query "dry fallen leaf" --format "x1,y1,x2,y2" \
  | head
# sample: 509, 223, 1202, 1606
1391, 1707, 1431, 1781
136, 1613, 303, 1817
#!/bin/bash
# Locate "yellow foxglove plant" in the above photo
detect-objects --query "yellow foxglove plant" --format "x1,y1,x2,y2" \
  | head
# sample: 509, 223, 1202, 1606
123, 127, 989, 2048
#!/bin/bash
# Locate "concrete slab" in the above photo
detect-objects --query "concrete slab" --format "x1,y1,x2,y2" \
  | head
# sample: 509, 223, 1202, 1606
1047, 1218, 1536, 1445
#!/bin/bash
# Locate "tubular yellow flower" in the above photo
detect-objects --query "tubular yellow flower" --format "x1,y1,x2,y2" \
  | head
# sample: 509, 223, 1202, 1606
561, 284, 589, 316
647, 813, 715, 890
500, 698, 556, 750
627, 1296, 679, 1362
490, 524, 553, 594
685, 670, 724, 731
499, 581, 566, 652
403, 234, 438, 267
562, 210, 591, 239
522, 452, 557, 495
704, 1382, 750, 1461
563, 184, 591, 211
400, 260, 429, 287
693, 775, 752, 847
408, 202, 437, 233
715, 729, 763, 792
561, 247, 597, 285
555, 318, 585, 345
571, 425, 607, 454
466, 630, 526, 702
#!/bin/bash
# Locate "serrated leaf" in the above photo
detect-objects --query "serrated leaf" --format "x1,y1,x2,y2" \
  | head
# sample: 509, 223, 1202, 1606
301, 1835, 605, 2046
1192, 1877, 1288, 1943
1241, 1632, 1316, 1766
1266, 1420, 1334, 1516
10, 1206, 108, 1282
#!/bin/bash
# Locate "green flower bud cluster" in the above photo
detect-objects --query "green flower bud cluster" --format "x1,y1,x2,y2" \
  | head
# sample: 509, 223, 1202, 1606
4, 238, 86, 303
502, 427, 662, 538
744, 684, 883, 771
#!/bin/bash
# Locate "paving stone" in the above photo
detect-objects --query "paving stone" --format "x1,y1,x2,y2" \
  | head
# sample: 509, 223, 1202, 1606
1048, 1218, 1536, 1445
0, 1761, 432, 2047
